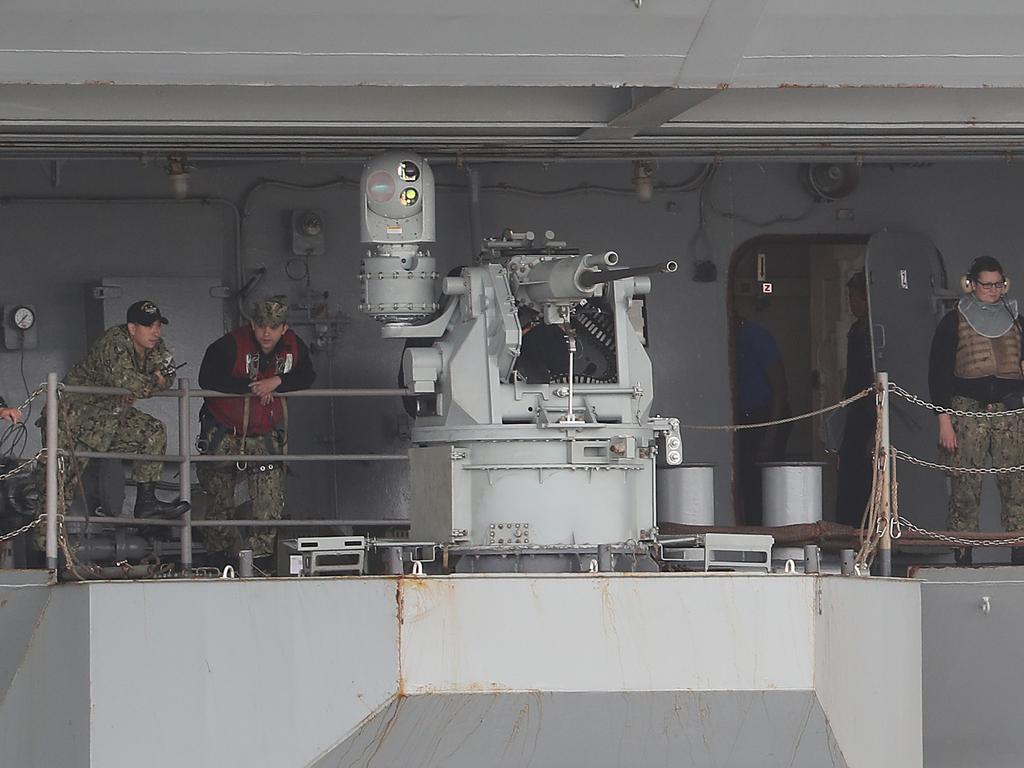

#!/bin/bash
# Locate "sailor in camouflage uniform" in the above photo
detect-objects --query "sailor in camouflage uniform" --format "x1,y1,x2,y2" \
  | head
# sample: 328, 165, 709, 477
929, 256, 1024, 565
35, 300, 191, 532
197, 298, 315, 567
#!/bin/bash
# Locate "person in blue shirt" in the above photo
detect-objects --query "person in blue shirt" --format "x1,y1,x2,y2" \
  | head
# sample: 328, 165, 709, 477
734, 311, 789, 526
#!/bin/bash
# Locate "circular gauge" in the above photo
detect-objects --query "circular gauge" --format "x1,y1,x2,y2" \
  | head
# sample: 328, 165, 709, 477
12, 306, 35, 331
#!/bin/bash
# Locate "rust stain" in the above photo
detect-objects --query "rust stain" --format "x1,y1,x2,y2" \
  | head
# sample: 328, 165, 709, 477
777, 81, 944, 89
395, 579, 405, 697
717, 82, 730, 90
1, 598, 7, 609
361, 696, 405, 768
597, 577, 617, 625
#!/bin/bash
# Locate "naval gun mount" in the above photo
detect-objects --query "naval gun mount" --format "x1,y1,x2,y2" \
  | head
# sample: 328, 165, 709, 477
381, 229, 682, 573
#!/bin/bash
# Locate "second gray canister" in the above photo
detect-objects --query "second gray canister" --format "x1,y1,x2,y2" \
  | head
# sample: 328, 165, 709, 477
761, 462, 825, 527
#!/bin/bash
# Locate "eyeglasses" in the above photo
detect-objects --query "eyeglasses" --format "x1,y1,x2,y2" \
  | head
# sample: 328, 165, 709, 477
975, 280, 1006, 290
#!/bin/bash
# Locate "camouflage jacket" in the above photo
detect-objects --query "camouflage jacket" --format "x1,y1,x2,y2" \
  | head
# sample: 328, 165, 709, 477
61, 326, 175, 442
65, 325, 174, 396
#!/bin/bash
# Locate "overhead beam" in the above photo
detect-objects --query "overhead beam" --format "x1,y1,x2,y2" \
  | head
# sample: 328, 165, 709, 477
579, 0, 770, 140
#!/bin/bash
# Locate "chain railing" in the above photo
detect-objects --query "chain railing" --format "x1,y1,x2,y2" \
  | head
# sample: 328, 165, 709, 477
10, 371, 1024, 576
886, 381, 1024, 556
894, 448, 1024, 475
890, 383, 1024, 418
895, 516, 1024, 548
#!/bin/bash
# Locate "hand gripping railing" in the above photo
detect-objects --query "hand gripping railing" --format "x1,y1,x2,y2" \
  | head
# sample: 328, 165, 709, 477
43, 373, 411, 572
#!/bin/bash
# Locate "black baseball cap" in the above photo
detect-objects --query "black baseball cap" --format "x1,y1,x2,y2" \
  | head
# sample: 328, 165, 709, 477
126, 300, 169, 326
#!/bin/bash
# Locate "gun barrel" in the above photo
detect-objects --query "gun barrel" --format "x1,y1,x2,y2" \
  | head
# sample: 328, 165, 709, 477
578, 260, 678, 289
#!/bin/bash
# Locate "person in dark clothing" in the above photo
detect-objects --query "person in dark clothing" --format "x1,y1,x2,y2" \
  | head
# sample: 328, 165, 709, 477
837, 272, 876, 528
733, 313, 789, 526
928, 256, 1024, 565
197, 298, 316, 565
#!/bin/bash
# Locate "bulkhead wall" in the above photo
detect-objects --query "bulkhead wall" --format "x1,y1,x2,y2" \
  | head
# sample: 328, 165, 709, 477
0, 158, 1020, 525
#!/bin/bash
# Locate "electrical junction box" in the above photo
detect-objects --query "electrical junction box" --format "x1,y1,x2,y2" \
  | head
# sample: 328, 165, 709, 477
3, 304, 38, 350
292, 209, 326, 256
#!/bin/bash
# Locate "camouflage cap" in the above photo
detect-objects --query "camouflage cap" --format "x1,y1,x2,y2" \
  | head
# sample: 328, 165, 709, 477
252, 298, 289, 326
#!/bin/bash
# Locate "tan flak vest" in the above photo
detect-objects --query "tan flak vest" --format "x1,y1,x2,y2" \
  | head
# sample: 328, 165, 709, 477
954, 312, 1024, 379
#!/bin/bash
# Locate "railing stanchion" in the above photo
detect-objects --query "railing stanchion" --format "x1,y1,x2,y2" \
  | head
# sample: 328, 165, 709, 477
878, 371, 892, 577
45, 372, 59, 571
178, 378, 193, 573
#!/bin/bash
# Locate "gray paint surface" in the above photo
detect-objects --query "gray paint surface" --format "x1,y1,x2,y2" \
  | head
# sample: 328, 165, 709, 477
0, 574, 923, 767
0, 584, 91, 768
920, 573, 1024, 768
314, 690, 848, 768
88, 579, 399, 768
4, 1, 1024, 89
0, 571, 51, 699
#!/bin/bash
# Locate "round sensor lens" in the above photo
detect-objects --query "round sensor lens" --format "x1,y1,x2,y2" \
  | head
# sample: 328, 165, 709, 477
398, 161, 420, 182
366, 171, 396, 203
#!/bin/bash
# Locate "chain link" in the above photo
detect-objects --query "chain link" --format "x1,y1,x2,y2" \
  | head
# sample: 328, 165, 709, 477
681, 386, 875, 432
0, 450, 43, 482
0, 513, 45, 544
0, 449, 46, 545
0, 384, 47, 548
894, 447, 1024, 475
896, 515, 1024, 547
16, 382, 48, 413
889, 383, 1024, 418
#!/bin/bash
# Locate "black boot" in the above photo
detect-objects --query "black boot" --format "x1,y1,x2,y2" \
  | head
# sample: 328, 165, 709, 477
954, 547, 973, 567
1012, 548, 1024, 566
133, 482, 190, 519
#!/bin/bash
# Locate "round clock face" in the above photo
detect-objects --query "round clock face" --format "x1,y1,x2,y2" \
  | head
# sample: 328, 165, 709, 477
13, 306, 35, 330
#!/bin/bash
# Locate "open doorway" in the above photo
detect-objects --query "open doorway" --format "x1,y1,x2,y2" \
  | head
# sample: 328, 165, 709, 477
728, 236, 868, 525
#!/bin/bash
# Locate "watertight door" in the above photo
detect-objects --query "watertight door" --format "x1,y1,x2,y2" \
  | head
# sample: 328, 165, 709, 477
866, 230, 949, 532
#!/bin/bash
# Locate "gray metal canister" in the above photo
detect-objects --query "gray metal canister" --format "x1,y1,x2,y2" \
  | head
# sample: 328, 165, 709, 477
761, 462, 826, 527
656, 463, 715, 526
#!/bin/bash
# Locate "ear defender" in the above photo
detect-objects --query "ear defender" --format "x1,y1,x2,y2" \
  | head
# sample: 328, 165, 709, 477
960, 272, 1010, 295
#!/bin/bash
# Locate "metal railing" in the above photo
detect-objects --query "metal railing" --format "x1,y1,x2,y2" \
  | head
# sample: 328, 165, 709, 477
43, 373, 411, 571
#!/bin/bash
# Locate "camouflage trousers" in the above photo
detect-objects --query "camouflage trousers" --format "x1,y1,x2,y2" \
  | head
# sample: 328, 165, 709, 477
196, 429, 284, 557
32, 409, 165, 518
946, 396, 1024, 532
31, 405, 167, 548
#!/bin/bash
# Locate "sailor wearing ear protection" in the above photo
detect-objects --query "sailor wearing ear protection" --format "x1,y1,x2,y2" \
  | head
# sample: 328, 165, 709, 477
929, 255, 1024, 559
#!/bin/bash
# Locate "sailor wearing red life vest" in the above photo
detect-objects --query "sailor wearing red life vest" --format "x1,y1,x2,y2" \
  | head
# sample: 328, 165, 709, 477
197, 298, 315, 570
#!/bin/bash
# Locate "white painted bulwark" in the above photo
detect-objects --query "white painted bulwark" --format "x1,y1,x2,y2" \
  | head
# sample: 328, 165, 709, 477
87, 579, 400, 768
816, 577, 924, 768
400, 574, 816, 693
0, 574, 924, 767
